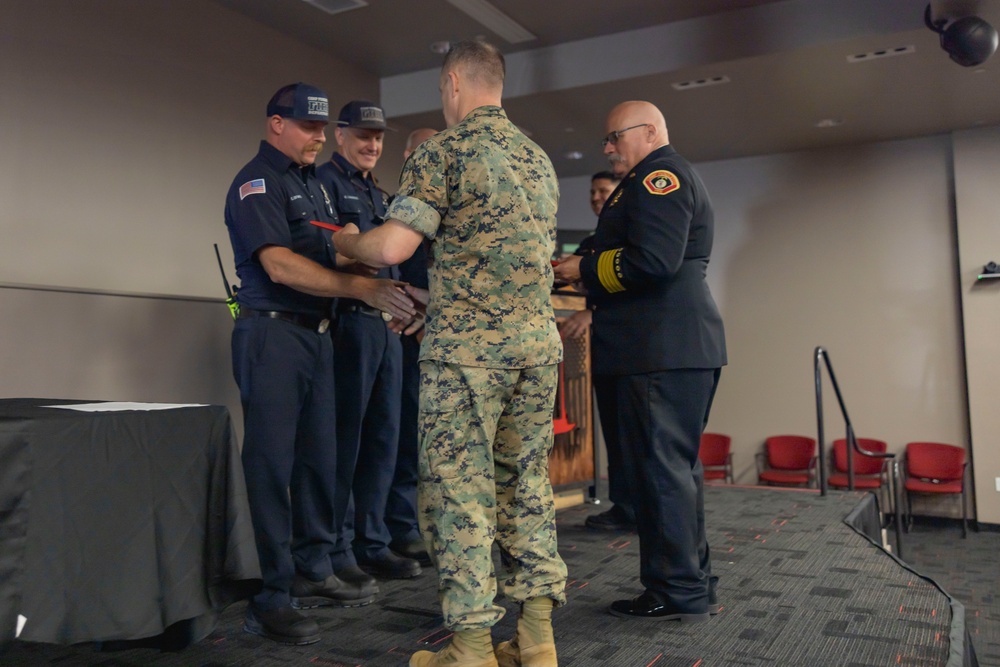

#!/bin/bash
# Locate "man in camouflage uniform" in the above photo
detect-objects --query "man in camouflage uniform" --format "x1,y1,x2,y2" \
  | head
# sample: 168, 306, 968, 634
333, 39, 567, 667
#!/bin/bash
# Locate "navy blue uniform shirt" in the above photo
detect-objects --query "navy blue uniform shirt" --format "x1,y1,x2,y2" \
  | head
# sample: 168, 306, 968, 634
318, 153, 400, 282
224, 140, 339, 317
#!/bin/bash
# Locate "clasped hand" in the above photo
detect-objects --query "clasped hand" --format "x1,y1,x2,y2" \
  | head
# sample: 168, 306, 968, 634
552, 255, 587, 294
333, 223, 427, 326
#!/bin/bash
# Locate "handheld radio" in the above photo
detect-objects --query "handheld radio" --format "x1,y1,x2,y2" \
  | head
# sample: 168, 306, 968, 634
213, 244, 240, 320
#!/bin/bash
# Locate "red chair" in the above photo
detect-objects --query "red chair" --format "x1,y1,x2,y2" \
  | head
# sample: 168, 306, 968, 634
903, 442, 968, 537
756, 435, 816, 487
699, 432, 733, 484
827, 438, 888, 490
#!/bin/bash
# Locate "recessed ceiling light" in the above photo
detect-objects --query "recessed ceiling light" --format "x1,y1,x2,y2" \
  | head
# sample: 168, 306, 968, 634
815, 118, 844, 128
430, 41, 451, 54
847, 45, 915, 63
564, 151, 584, 160
671, 76, 730, 91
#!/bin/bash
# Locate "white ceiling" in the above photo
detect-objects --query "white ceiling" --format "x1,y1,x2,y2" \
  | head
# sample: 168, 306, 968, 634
212, 0, 1000, 176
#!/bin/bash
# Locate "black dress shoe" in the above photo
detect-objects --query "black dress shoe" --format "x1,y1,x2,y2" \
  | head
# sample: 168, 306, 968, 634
390, 539, 432, 566
609, 592, 710, 623
244, 605, 320, 645
290, 572, 376, 609
358, 551, 422, 579
585, 505, 636, 531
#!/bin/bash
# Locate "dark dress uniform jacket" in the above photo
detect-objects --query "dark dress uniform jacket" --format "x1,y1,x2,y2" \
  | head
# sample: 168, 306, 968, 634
581, 144, 727, 376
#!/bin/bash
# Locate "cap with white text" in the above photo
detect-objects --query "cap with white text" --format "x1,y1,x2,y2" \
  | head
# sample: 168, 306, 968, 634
266, 83, 330, 122
337, 100, 388, 130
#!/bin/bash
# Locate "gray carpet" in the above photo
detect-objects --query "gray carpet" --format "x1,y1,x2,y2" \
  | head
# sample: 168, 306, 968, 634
4, 486, 977, 666
893, 519, 1000, 666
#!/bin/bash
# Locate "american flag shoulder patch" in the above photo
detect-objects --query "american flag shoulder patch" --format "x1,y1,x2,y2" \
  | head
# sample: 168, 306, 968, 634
239, 179, 266, 200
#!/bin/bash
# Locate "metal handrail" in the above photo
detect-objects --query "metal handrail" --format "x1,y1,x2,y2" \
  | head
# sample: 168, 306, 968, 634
815, 347, 904, 557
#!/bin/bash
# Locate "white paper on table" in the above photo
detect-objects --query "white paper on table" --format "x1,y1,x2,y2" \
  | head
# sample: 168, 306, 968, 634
16, 614, 26, 638
42, 402, 208, 412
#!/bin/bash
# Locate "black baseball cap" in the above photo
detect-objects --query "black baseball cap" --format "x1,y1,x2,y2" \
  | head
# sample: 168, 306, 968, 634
337, 100, 389, 130
266, 83, 330, 121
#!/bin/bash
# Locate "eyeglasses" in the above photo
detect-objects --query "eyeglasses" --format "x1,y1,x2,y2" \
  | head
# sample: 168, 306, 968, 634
601, 124, 648, 147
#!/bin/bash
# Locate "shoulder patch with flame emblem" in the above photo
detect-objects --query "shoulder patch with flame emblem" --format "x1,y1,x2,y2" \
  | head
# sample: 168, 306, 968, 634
642, 170, 680, 195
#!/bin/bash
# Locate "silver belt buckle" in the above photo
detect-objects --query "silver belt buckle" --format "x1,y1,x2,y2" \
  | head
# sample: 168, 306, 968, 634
381, 311, 393, 322
318, 318, 331, 334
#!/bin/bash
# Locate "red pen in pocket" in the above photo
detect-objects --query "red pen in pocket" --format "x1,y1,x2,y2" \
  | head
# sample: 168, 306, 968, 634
310, 220, 343, 232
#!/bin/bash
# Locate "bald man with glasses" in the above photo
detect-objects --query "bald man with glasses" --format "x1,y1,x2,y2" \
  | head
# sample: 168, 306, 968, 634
555, 100, 726, 623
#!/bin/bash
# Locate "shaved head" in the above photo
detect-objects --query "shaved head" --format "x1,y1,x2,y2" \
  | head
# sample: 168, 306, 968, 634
404, 127, 438, 160
607, 101, 668, 141
603, 100, 670, 173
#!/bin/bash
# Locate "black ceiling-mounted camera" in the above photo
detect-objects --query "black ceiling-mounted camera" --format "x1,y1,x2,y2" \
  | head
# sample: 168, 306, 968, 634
924, 3, 999, 66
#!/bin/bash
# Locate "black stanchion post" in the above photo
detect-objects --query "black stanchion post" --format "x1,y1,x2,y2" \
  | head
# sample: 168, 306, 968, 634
814, 347, 827, 495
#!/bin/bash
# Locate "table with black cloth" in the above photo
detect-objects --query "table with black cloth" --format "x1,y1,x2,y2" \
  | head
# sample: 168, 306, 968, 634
0, 398, 261, 650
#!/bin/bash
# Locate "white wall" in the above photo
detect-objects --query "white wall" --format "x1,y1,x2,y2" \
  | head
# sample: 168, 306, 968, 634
0, 0, 391, 299
0, 286, 240, 429
700, 136, 968, 487
954, 126, 1000, 524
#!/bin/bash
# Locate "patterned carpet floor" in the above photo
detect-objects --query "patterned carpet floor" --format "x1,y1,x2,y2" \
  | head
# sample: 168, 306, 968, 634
5, 486, 988, 666
891, 518, 1000, 666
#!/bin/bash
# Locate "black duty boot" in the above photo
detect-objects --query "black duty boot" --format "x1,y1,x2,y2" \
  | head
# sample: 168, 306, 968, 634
291, 572, 376, 608
358, 550, 422, 579
244, 605, 320, 645
584, 505, 636, 531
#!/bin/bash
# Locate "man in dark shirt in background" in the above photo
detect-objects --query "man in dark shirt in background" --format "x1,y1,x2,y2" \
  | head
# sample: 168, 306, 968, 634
383, 128, 439, 567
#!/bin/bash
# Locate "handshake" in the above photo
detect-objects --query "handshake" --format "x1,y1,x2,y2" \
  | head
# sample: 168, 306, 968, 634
329, 222, 430, 336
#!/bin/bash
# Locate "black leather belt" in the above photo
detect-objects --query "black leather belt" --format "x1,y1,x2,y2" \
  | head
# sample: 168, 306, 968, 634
239, 307, 330, 333
337, 302, 383, 318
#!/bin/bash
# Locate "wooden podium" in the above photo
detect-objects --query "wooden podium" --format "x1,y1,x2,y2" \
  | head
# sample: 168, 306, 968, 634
549, 291, 595, 494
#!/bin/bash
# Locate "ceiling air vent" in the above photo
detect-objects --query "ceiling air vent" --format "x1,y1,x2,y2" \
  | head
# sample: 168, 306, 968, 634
300, 0, 368, 16
671, 76, 730, 91
847, 45, 916, 63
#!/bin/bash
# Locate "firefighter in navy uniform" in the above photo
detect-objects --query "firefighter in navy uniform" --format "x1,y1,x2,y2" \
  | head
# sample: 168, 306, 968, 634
555, 100, 727, 622
383, 128, 439, 566
225, 83, 415, 644
317, 101, 423, 580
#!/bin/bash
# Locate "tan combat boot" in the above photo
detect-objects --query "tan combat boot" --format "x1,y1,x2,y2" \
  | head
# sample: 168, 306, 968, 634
494, 598, 557, 667
410, 627, 499, 667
